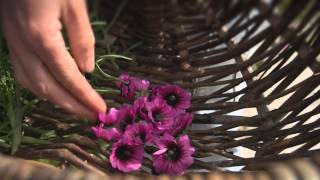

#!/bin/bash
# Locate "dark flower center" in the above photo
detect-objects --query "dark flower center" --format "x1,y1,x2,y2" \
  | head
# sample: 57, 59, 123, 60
136, 107, 148, 122
116, 145, 132, 161
165, 143, 181, 161
133, 130, 146, 142
139, 132, 146, 142
165, 93, 180, 107
119, 116, 133, 132
152, 110, 163, 122
121, 82, 130, 92
124, 82, 130, 87
141, 107, 148, 115
136, 114, 142, 122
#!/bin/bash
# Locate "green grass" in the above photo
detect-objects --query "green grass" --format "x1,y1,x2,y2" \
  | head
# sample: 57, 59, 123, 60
0, 33, 26, 154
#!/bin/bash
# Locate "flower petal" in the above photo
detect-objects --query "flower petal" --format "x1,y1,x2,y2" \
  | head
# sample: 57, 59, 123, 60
117, 73, 150, 101
178, 135, 190, 144
153, 148, 168, 156
105, 108, 120, 125
97, 112, 107, 123
110, 140, 143, 172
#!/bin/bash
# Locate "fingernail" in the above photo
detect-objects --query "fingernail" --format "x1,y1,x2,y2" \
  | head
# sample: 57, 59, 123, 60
80, 60, 94, 73
94, 92, 107, 113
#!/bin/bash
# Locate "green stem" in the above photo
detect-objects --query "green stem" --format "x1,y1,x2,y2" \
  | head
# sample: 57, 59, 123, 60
8, 86, 24, 154
95, 63, 119, 81
95, 88, 120, 94
104, 0, 128, 34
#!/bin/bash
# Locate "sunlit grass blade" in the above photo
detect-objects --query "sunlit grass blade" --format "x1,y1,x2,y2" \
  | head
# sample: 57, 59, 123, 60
96, 54, 132, 63
91, 21, 107, 27
95, 63, 119, 81
95, 88, 120, 95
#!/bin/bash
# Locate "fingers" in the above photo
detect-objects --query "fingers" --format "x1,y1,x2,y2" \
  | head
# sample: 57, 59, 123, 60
5, 34, 97, 120
1, 0, 106, 119
9, 52, 32, 91
20, 17, 106, 115
61, 0, 95, 72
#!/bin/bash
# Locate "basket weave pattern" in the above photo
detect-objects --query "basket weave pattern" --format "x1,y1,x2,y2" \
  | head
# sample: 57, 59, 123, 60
101, 0, 320, 171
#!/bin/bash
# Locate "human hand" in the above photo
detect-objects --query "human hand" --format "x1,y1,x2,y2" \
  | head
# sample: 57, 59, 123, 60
0, 0, 106, 120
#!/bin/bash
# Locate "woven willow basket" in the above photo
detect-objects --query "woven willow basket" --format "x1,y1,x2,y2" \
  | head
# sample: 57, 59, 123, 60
1, 0, 320, 179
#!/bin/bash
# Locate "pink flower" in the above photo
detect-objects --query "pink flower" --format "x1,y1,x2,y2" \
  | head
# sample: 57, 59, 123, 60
116, 105, 136, 132
168, 112, 193, 136
117, 73, 150, 101
92, 123, 121, 142
133, 96, 150, 121
146, 98, 174, 132
124, 122, 154, 144
152, 85, 191, 110
98, 108, 120, 126
153, 134, 194, 175
110, 138, 144, 172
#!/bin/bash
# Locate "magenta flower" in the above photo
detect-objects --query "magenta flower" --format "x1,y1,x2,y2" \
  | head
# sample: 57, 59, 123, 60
124, 123, 154, 144
110, 139, 144, 172
116, 105, 136, 132
152, 85, 191, 110
92, 124, 121, 142
133, 96, 150, 121
98, 108, 120, 126
168, 112, 193, 136
153, 134, 194, 175
117, 73, 150, 101
146, 98, 174, 132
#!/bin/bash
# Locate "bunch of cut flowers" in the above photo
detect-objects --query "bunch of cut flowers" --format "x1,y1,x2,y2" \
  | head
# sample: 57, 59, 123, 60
92, 73, 194, 175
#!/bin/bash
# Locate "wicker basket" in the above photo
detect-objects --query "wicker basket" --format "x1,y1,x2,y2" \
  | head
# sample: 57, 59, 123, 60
1, 0, 320, 179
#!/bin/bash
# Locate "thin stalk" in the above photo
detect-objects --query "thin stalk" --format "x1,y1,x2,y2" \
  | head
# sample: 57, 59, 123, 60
104, 0, 128, 34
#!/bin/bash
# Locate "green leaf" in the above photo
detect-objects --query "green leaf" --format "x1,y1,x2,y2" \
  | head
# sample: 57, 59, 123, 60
95, 88, 120, 94
91, 21, 107, 27
0, 50, 27, 154
21, 136, 52, 145
40, 130, 56, 140
9, 103, 24, 154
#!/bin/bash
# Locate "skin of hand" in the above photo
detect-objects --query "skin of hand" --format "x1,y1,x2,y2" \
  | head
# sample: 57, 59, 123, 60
0, 0, 107, 120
